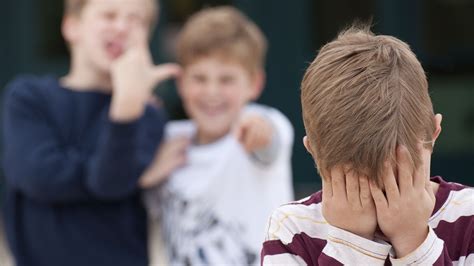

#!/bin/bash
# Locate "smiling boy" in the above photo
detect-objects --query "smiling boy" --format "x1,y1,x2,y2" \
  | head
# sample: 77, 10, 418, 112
140, 6, 294, 265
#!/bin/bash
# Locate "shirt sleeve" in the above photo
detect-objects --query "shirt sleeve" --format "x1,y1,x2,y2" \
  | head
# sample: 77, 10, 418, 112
261, 207, 391, 266
2, 79, 165, 203
322, 225, 391, 265
389, 226, 449, 265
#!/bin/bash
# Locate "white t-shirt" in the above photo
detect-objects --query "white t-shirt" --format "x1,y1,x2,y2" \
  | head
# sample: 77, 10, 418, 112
145, 104, 294, 265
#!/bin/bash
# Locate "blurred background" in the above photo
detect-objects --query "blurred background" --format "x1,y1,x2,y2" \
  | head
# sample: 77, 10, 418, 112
0, 0, 473, 262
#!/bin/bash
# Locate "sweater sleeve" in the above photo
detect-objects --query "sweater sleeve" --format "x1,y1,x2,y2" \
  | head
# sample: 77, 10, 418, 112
84, 119, 143, 199
2, 78, 164, 203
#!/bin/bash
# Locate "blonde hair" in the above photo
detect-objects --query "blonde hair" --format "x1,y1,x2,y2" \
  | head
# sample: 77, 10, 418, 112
64, 0, 158, 27
301, 26, 436, 182
176, 6, 267, 74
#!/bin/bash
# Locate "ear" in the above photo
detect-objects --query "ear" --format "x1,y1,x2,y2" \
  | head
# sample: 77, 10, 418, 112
303, 136, 312, 155
432, 113, 443, 144
249, 69, 265, 100
62, 15, 80, 45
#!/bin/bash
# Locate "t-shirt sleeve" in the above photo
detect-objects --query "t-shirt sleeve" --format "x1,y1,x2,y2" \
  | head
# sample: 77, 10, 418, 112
243, 104, 294, 166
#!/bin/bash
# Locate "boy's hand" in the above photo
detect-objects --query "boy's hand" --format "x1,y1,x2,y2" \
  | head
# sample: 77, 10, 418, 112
139, 137, 190, 188
110, 28, 181, 122
234, 114, 273, 153
322, 167, 377, 240
369, 145, 435, 258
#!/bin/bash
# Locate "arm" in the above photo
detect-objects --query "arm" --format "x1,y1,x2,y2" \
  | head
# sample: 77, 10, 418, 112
369, 145, 446, 265
84, 108, 166, 199
138, 136, 190, 189
261, 227, 391, 266
2, 81, 165, 202
3, 82, 94, 202
318, 167, 390, 265
388, 227, 447, 265
3, 29, 179, 203
235, 105, 293, 165
262, 229, 391, 266
262, 167, 389, 266
78, 28, 180, 199
261, 206, 390, 266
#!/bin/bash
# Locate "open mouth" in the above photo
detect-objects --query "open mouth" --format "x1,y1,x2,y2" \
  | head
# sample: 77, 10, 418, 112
105, 40, 125, 59
199, 103, 227, 116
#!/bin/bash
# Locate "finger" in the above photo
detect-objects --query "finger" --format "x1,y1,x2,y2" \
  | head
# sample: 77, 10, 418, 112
331, 166, 347, 201
259, 122, 273, 147
138, 172, 154, 188
382, 160, 399, 203
250, 125, 269, 150
151, 63, 182, 84
169, 153, 187, 169
359, 175, 373, 208
396, 145, 414, 193
172, 136, 191, 149
237, 119, 257, 151
128, 26, 149, 51
369, 180, 388, 210
233, 121, 244, 142
161, 137, 189, 156
345, 169, 361, 207
243, 126, 258, 152
139, 154, 186, 188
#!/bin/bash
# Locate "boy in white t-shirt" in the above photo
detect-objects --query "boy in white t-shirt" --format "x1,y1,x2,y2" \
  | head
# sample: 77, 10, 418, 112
139, 6, 294, 265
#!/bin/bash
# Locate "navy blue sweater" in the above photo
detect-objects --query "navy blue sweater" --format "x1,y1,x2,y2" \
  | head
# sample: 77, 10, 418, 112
2, 76, 166, 266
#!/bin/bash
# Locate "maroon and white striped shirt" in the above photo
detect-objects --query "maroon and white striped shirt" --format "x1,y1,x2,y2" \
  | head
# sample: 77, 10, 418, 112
261, 176, 474, 265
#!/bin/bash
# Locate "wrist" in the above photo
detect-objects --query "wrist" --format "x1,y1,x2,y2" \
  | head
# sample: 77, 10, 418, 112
110, 93, 146, 122
359, 232, 375, 241
391, 226, 429, 258
329, 223, 375, 241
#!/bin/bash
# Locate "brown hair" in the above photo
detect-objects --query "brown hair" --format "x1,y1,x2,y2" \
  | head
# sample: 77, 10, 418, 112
301, 26, 436, 182
64, 0, 158, 27
176, 6, 267, 74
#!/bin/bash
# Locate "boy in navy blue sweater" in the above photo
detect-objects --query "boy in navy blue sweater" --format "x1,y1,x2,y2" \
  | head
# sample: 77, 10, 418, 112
2, 0, 179, 265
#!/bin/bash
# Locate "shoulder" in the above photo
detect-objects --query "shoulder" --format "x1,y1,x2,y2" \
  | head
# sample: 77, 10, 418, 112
432, 176, 473, 207
3, 75, 58, 109
430, 176, 474, 232
265, 191, 326, 244
164, 120, 196, 139
4, 74, 57, 94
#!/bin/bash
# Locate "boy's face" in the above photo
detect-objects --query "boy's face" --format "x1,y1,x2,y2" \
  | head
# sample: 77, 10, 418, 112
178, 56, 262, 142
64, 0, 153, 74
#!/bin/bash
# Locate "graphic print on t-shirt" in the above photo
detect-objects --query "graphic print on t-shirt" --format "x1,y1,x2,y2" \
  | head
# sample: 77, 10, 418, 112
159, 187, 257, 265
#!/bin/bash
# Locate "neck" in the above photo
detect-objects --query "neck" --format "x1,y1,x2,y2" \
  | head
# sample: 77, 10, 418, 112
195, 130, 228, 145
61, 56, 112, 93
